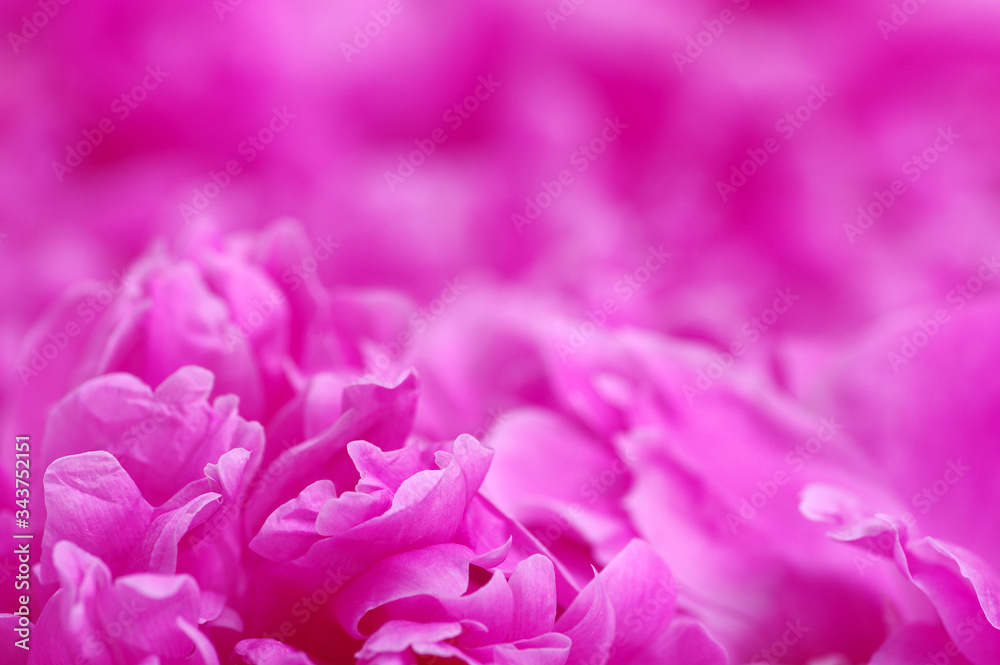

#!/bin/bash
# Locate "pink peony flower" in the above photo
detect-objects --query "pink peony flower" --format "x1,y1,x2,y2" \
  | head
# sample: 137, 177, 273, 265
5, 0, 1000, 662
34, 541, 221, 665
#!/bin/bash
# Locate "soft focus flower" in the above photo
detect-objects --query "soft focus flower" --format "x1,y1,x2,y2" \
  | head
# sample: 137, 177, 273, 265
4, 0, 1000, 662
34, 541, 220, 665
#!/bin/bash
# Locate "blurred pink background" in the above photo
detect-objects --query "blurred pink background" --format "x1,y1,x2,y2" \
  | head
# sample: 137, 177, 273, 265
4, 2, 1000, 662
3, 0, 999, 344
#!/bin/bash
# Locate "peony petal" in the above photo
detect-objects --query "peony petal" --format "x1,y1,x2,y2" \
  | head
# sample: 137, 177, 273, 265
507, 555, 557, 642
869, 623, 975, 665
40, 451, 153, 583
252, 480, 338, 562
334, 544, 475, 638
597, 539, 676, 665
554, 569, 614, 665
233, 638, 319, 665
492, 634, 572, 665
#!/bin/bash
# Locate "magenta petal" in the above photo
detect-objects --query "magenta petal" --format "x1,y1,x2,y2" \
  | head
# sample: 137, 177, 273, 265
342, 435, 493, 545
349, 439, 428, 494
35, 541, 218, 665
203, 446, 256, 504
870, 623, 975, 665
154, 364, 215, 404
177, 617, 222, 665
317, 484, 392, 535
41, 366, 263, 507
802, 484, 1000, 664
137, 491, 220, 574
357, 620, 464, 661
334, 544, 476, 638
261, 433, 497, 592
105, 573, 206, 653
244, 373, 419, 534
470, 537, 513, 570
374, 576, 514, 650
457, 496, 581, 608
482, 409, 631, 564
301, 374, 348, 441
409, 634, 479, 665
340, 373, 420, 451
507, 555, 557, 642
251, 480, 338, 562
493, 634, 572, 665
554, 570, 614, 665
911, 539, 1000, 665
443, 434, 494, 505
647, 618, 730, 665
233, 638, 319, 665
552, 540, 676, 665
597, 539, 676, 665
40, 451, 153, 583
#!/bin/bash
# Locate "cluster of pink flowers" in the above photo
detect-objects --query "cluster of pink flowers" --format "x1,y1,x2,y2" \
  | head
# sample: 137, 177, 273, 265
1, 223, 731, 664
3, 1, 1000, 664
2, 217, 999, 664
